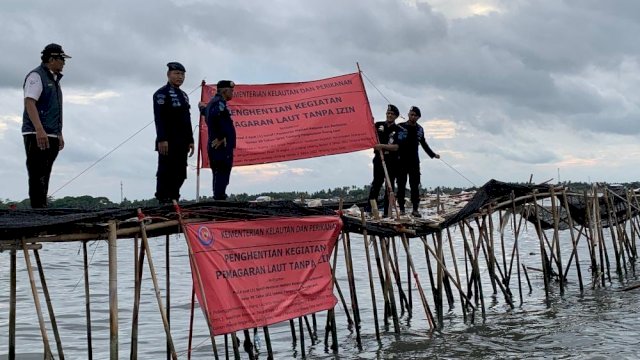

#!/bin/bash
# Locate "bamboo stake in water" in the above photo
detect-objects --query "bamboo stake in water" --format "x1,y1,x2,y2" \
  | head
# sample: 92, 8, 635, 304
509, 192, 523, 305
9, 249, 16, 360
361, 211, 380, 341
137, 212, 178, 360
33, 249, 65, 359
593, 186, 611, 285
173, 202, 219, 359
400, 234, 435, 330
602, 189, 622, 276
166, 234, 172, 360
342, 232, 362, 347
531, 192, 550, 303
549, 187, 565, 295
561, 189, 583, 292
379, 236, 400, 333
446, 227, 468, 322
131, 236, 146, 360
108, 221, 118, 360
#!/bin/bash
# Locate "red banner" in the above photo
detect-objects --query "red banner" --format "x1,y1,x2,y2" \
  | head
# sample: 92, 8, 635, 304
184, 216, 341, 335
199, 72, 377, 167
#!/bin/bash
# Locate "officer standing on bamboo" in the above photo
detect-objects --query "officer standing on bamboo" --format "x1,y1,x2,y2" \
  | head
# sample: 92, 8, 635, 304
368, 104, 402, 217
204, 80, 236, 200
396, 106, 439, 217
152, 62, 194, 204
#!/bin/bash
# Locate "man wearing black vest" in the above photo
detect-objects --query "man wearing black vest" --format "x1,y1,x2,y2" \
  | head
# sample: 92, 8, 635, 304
153, 62, 195, 203
368, 104, 402, 217
397, 106, 440, 217
204, 80, 236, 200
22, 43, 70, 208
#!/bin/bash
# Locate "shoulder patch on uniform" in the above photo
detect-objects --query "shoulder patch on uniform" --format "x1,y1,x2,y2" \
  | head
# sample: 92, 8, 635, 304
219, 102, 225, 111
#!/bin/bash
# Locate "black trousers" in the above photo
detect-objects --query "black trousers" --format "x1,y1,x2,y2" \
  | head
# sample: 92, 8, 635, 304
155, 147, 188, 202
24, 134, 60, 208
368, 157, 397, 216
397, 164, 421, 212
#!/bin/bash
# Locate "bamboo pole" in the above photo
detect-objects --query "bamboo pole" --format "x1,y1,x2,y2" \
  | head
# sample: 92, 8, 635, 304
521, 263, 532, 293
360, 211, 380, 341
33, 249, 64, 359
593, 187, 611, 285
606, 189, 629, 273
130, 234, 146, 359
407, 238, 412, 315
510, 192, 523, 305
262, 326, 274, 360
561, 190, 583, 292
423, 235, 438, 312
173, 202, 219, 359
485, 212, 498, 295
243, 329, 255, 360
371, 235, 390, 328
9, 249, 16, 360
341, 232, 362, 347
329, 243, 354, 327
137, 211, 178, 360
390, 238, 406, 316
603, 189, 622, 275
420, 239, 476, 312
445, 227, 468, 321
583, 189, 599, 287
463, 222, 486, 319
531, 193, 550, 303
435, 231, 444, 327
298, 317, 305, 358
399, 234, 435, 331
231, 332, 241, 360
550, 187, 565, 295
629, 190, 639, 259
188, 286, 195, 360
379, 236, 400, 333
166, 234, 171, 360
21, 239, 54, 360
82, 241, 93, 360
108, 221, 118, 360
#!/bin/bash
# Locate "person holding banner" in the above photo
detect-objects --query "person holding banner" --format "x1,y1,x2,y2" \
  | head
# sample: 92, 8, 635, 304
368, 104, 403, 217
153, 62, 194, 204
204, 80, 236, 200
396, 106, 440, 217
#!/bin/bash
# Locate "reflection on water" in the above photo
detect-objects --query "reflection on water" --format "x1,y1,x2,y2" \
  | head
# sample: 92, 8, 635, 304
0, 230, 639, 359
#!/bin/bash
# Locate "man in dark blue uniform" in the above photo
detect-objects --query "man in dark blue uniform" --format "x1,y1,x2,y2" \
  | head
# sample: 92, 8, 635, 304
22, 43, 71, 208
368, 104, 402, 217
397, 106, 439, 217
204, 80, 236, 200
153, 62, 194, 203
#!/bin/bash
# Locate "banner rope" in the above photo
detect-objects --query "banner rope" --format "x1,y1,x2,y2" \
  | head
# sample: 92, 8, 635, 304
51, 84, 203, 196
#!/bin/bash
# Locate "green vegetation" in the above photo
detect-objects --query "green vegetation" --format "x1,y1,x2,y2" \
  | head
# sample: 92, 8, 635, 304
1, 181, 638, 210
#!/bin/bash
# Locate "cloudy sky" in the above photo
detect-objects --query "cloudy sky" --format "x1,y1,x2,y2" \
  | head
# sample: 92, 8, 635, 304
1, 0, 639, 202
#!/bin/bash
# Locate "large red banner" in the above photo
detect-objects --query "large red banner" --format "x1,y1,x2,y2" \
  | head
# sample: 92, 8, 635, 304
199, 72, 377, 167
184, 216, 342, 335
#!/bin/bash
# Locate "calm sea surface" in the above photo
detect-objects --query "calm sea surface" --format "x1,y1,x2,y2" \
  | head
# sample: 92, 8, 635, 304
1, 225, 639, 359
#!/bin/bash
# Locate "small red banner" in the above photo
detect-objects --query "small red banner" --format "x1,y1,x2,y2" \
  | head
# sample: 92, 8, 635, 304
199, 72, 377, 167
184, 216, 341, 335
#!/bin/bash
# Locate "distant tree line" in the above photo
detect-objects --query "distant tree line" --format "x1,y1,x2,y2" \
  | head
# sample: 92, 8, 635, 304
1, 181, 638, 210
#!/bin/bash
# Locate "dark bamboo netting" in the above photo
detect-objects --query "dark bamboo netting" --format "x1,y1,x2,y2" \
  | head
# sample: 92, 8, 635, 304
562, 188, 638, 228
440, 179, 543, 229
0, 201, 336, 241
1, 182, 636, 241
